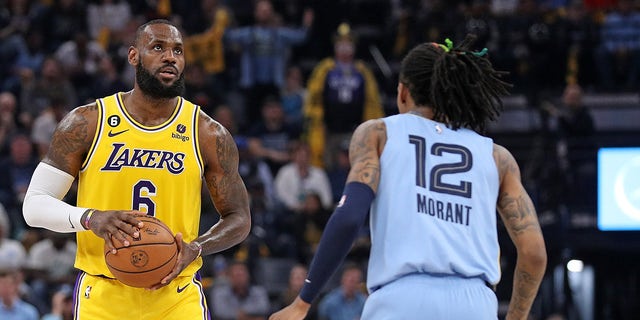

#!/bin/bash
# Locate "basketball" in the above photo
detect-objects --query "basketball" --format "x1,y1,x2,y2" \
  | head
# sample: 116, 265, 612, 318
104, 216, 178, 288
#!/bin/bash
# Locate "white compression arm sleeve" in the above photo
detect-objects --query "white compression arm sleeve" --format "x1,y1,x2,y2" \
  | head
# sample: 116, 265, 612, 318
23, 162, 89, 232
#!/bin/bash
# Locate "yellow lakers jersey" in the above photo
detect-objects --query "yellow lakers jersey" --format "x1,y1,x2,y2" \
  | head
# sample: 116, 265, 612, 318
76, 92, 204, 278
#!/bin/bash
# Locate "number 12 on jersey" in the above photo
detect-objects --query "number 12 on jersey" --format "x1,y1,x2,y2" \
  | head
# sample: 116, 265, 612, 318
408, 135, 473, 198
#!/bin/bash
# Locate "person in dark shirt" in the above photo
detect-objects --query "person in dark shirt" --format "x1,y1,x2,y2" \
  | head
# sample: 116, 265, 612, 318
247, 96, 301, 175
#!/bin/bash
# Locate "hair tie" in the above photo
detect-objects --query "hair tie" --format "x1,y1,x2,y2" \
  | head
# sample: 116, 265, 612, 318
445, 38, 453, 50
438, 38, 454, 52
472, 48, 488, 57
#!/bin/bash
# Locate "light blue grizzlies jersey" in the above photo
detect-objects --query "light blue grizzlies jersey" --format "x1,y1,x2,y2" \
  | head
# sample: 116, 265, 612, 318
367, 113, 500, 293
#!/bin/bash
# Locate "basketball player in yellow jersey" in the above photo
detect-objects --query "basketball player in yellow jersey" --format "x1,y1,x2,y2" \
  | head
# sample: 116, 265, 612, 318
22, 19, 251, 319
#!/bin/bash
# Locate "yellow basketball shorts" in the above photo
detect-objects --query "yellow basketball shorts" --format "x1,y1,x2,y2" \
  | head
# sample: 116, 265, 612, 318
72, 272, 211, 320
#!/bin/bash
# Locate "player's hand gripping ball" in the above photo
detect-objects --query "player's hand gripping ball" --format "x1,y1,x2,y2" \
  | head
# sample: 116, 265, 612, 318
104, 216, 178, 288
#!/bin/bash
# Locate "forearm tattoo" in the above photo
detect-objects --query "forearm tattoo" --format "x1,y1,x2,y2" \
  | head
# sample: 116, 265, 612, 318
498, 192, 539, 235
204, 121, 246, 215
508, 269, 539, 318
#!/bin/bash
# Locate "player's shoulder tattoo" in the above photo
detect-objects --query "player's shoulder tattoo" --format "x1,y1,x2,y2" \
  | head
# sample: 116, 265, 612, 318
350, 119, 386, 156
493, 143, 519, 176
45, 103, 98, 172
348, 119, 386, 190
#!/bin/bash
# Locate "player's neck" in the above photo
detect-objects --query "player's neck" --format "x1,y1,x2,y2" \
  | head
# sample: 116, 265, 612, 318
407, 107, 435, 120
122, 89, 180, 126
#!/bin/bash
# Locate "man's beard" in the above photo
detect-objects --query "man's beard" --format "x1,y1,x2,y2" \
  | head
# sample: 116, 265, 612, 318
136, 62, 185, 99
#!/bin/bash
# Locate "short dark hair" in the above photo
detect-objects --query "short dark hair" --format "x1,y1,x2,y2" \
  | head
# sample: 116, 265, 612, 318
399, 34, 511, 132
134, 19, 178, 46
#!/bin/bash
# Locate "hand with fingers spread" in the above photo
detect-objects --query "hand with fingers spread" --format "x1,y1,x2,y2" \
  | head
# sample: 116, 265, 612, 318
83, 210, 146, 254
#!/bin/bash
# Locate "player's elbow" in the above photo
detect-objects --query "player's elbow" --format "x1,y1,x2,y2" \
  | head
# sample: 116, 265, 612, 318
519, 239, 548, 273
22, 193, 41, 227
234, 209, 252, 243
238, 217, 251, 242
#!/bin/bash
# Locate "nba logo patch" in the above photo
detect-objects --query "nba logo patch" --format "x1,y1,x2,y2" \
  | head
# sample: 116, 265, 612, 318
84, 286, 92, 299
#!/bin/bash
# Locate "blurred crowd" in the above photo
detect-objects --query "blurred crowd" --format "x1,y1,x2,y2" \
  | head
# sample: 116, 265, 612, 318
1, 0, 639, 319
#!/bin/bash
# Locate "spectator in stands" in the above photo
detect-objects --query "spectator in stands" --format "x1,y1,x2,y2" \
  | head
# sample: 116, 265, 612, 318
277, 264, 308, 309
304, 23, 383, 169
0, 268, 38, 320
209, 260, 271, 320
24, 230, 76, 309
0, 0, 47, 94
0, 92, 19, 156
86, 0, 132, 41
543, 83, 596, 211
595, 0, 640, 90
280, 65, 306, 129
1, 27, 47, 96
1, 208, 46, 314
0, 205, 26, 268
224, 0, 313, 125
41, 0, 87, 52
247, 96, 301, 176
183, 63, 216, 112
238, 131, 299, 260
274, 142, 333, 214
317, 264, 366, 320
90, 55, 128, 99
54, 31, 108, 102
209, 254, 230, 288
41, 285, 74, 320
293, 193, 331, 263
100, 17, 142, 89
213, 104, 244, 140
19, 56, 76, 128
30, 96, 68, 159
0, 133, 38, 236
183, 0, 232, 107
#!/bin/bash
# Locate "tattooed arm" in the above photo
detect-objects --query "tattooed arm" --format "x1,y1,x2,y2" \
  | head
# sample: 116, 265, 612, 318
494, 144, 547, 320
157, 111, 251, 288
42, 103, 97, 174
346, 119, 386, 190
42, 103, 98, 172
23, 104, 143, 250
192, 111, 251, 255
22, 104, 97, 233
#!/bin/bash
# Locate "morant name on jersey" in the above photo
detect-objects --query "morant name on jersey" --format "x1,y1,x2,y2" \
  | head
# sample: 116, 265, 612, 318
416, 192, 472, 226
101, 143, 186, 174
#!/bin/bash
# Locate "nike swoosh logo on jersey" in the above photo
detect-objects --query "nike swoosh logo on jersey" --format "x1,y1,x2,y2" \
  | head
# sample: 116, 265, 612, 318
177, 283, 190, 293
68, 214, 75, 229
108, 129, 129, 137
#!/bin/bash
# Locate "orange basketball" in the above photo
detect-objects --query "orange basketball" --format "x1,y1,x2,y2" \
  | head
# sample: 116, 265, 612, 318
104, 216, 178, 288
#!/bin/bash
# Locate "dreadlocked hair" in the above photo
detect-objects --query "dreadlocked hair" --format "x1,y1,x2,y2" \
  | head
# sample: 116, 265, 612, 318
399, 34, 511, 132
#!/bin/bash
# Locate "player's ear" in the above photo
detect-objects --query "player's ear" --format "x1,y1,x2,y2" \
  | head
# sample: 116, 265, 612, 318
397, 82, 409, 106
128, 46, 139, 66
